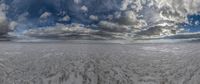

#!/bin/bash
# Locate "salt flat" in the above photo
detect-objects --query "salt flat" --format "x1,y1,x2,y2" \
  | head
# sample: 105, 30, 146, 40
0, 41, 200, 84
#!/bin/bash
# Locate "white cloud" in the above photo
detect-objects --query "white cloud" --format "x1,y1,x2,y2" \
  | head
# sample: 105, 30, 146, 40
40, 12, 52, 19
80, 5, 88, 12
59, 15, 70, 22
195, 21, 200, 26
89, 15, 98, 21
0, 3, 9, 35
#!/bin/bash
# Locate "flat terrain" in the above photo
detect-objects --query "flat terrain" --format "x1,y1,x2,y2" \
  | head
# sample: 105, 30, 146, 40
0, 41, 200, 84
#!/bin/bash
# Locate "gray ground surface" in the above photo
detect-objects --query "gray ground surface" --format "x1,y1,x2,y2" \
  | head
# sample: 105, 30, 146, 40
0, 41, 200, 84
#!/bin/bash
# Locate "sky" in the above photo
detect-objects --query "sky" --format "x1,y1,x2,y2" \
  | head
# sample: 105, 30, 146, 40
183, 14, 200, 32
0, 0, 200, 39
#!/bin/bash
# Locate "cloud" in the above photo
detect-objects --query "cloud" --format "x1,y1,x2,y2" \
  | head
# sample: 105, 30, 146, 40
98, 21, 131, 33
2, 0, 200, 39
0, 3, 9, 35
23, 23, 99, 38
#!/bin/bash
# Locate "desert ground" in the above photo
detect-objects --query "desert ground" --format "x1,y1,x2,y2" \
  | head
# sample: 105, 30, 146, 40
0, 41, 200, 84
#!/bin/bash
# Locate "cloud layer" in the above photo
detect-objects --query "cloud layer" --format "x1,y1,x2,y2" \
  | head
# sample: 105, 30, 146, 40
0, 0, 200, 39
